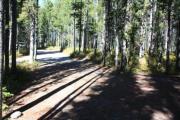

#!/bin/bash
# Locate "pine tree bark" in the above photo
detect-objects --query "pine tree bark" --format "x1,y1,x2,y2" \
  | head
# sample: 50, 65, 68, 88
103, 0, 110, 66
4, 0, 10, 73
34, 0, 38, 60
73, 8, 76, 52
114, 1, 119, 69
11, 0, 17, 72
176, 20, 180, 70
0, 0, 4, 115
148, 0, 153, 53
79, 0, 82, 53
166, 1, 172, 73
29, 15, 36, 63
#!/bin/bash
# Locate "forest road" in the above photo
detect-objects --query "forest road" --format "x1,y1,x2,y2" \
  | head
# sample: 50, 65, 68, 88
17, 49, 72, 65
4, 49, 112, 120
3, 50, 180, 120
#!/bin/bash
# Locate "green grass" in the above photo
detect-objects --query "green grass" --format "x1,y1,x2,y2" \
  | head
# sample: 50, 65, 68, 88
88, 51, 103, 64
45, 46, 60, 51
69, 48, 179, 75
70, 51, 86, 59
63, 47, 75, 56
2, 61, 40, 111
129, 54, 179, 75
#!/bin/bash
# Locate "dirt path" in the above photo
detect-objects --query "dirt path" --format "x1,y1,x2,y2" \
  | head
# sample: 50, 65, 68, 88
3, 50, 180, 120
3, 50, 112, 120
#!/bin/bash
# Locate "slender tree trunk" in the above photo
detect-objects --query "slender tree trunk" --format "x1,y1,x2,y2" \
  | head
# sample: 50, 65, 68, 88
0, 0, 4, 115
94, 35, 97, 55
115, 32, 119, 68
84, 6, 88, 53
114, 1, 119, 69
166, 1, 172, 73
79, 0, 82, 53
34, 0, 38, 60
29, 16, 36, 63
73, 9, 76, 52
81, 24, 84, 52
9, 5, 12, 55
176, 20, 180, 70
11, 0, 17, 72
4, 0, 10, 73
164, 23, 168, 56
103, 0, 110, 66
148, 0, 153, 53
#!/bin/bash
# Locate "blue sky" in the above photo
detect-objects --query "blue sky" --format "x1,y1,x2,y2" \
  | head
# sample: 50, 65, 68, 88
39, 0, 55, 7
39, 0, 44, 6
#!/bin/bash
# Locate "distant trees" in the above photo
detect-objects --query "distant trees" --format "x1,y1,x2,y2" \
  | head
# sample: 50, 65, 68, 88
174, 0, 180, 70
15, 0, 179, 73
72, 0, 84, 52
0, 0, 41, 73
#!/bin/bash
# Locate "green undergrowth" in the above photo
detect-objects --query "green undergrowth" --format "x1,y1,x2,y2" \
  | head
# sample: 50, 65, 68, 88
70, 49, 179, 75
70, 49, 103, 64
130, 54, 179, 75
45, 46, 60, 51
63, 47, 75, 56
2, 61, 40, 111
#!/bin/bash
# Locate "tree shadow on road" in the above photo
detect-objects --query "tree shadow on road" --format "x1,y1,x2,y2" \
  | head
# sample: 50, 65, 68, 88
44, 72, 180, 120
8, 60, 95, 104
3, 65, 102, 119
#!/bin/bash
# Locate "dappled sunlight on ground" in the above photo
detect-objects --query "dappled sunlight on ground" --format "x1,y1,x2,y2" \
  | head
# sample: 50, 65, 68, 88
4, 50, 180, 120
151, 109, 173, 120
134, 75, 157, 94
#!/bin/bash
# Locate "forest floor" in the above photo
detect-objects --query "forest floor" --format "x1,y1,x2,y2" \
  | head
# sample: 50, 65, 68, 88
3, 50, 180, 120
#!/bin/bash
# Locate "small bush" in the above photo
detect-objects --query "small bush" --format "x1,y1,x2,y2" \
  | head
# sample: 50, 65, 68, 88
2, 61, 40, 111
19, 47, 29, 55
70, 51, 86, 59
88, 51, 103, 64
2, 87, 13, 110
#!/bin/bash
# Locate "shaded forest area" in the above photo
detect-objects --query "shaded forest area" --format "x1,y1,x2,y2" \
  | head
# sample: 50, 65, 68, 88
0, 0, 180, 118
37, 0, 180, 74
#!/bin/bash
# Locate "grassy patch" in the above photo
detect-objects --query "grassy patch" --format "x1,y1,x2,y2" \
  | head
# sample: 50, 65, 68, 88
70, 51, 86, 59
3, 61, 40, 111
129, 54, 179, 75
70, 49, 103, 64
45, 46, 60, 51
2, 87, 14, 111
88, 51, 103, 64
63, 47, 75, 56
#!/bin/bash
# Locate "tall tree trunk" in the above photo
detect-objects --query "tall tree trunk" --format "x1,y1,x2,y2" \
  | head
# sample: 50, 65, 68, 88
166, 1, 172, 73
83, 6, 88, 53
9, 4, 12, 55
73, 7, 76, 52
114, 1, 119, 69
115, 32, 119, 68
4, 0, 10, 73
11, 0, 17, 72
148, 0, 153, 53
29, 16, 36, 63
176, 20, 180, 70
81, 24, 84, 52
79, 0, 82, 53
103, 0, 110, 66
94, 35, 97, 55
34, 0, 38, 60
0, 0, 4, 115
